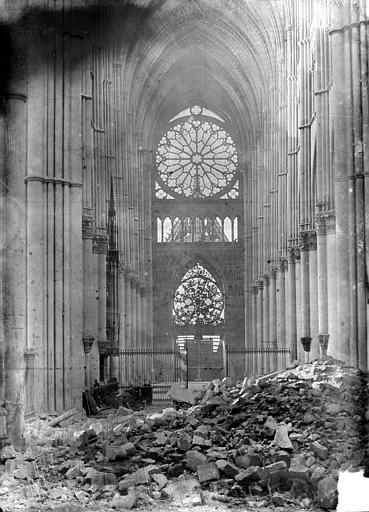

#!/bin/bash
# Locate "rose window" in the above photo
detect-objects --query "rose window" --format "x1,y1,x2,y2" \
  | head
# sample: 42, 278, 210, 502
173, 263, 224, 326
156, 117, 238, 198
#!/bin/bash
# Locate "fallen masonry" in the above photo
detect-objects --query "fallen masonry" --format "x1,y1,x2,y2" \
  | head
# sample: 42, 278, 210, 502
0, 357, 367, 511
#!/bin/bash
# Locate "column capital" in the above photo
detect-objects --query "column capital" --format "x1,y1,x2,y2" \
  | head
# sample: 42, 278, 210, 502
24, 347, 36, 360
82, 336, 94, 354
315, 210, 336, 235
106, 346, 119, 357
118, 260, 129, 275
249, 284, 259, 295
263, 274, 271, 286
270, 267, 278, 279
92, 233, 109, 254
299, 230, 317, 251
97, 339, 108, 355
300, 336, 312, 353
278, 258, 288, 273
318, 333, 330, 355
287, 245, 301, 262
82, 210, 94, 239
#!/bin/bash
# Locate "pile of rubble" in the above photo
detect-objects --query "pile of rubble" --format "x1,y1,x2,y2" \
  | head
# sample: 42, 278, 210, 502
0, 357, 367, 511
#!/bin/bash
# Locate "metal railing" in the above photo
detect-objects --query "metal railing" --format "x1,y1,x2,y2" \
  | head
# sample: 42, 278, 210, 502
118, 348, 187, 388
225, 346, 291, 380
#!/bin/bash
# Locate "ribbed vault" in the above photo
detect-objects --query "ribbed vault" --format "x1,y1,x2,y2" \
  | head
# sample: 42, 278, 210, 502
114, 0, 286, 151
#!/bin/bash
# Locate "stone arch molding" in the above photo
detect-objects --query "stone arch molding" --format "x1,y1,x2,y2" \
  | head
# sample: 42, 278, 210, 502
171, 255, 225, 304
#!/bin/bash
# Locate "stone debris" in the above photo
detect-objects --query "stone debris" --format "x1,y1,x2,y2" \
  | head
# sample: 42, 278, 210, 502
0, 357, 367, 511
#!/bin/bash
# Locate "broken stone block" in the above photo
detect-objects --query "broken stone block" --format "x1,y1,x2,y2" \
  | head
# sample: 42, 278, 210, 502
273, 423, 293, 450
162, 477, 199, 499
201, 389, 214, 404
235, 466, 262, 484
4, 458, 16, 472
302, 412, 315, 425
118, 477, 135, 492
197, 462, 220, 483
0, 416, 7, 438
177, 433, 192, 451
65, 461, 85, 479
89, 471, 118, 488
264, 415, 277, 435
310, 466, 326, 482
152, 473, 167, 490
183, 493, 203, 506
222, 377, 234, 388
215, 459, 239, 478
188, 416, 202, 429
265, 461, 288, 472
106, 442, 135, 461
0, 445, 17, 462
116, 406, 133, 417
290, 478, 311, 499
19, 483, 40, 499
132, 465, 159, 485
192, 434, 207, 446
325, 403, 342, 414
186, 450, 207, 471
235, 452, 262, 469
267, 468, 291, 491
289, 463, 310, 482
271, 450, 291, 467
154, 431, 167, 446
315, 475, 338, 509
194, 424, 209, 437
167, 384, 201, 405
111, 491, 137, 510
311, 441, 328, 460
305, 455, 316, 467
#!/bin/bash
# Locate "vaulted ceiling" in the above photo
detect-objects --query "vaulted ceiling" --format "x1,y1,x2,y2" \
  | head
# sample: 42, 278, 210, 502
118, 0, 287, 153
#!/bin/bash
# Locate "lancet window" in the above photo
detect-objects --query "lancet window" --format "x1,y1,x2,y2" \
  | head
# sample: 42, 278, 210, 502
156, 215, 239, 243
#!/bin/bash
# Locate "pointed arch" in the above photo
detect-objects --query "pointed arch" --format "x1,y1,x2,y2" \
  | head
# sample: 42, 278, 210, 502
173, 262, 224, 326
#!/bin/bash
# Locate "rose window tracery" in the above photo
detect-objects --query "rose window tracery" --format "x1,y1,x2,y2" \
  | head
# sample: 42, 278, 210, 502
156, 114, 238, 198
173, 263, 224, 326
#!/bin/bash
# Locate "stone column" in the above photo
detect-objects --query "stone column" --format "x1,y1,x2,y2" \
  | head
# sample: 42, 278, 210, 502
117, 264, 126, 351
269, 268, 277, 346
136, 283, 142, 349
4, 94, 27, 449
299, 231, 311, 342
316, 212, 330, 358
93, 234, 109, 379
125, 275, 132, 348
250, 285, 258, 350
276, 258, 287, 348
131, 277, 137, 349
82, 336, 94, 388
256, 280, 264, 373
82, 210, 96, 383
263, 275, 270, 345
286, 246, 299, 362
330, 7, 352, 364
263, 275, 271, 372
109, 347, 119, 380
300, 230, 319, 360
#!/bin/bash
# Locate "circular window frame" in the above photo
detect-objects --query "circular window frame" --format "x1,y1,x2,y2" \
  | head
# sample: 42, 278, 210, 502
155, 114, 240, 200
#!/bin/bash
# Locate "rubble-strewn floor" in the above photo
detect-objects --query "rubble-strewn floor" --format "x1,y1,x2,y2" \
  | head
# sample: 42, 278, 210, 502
0, 358, 367, 512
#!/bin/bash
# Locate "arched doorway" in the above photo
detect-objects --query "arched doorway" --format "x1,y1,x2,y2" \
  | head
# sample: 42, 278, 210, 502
173, 263, 225, 381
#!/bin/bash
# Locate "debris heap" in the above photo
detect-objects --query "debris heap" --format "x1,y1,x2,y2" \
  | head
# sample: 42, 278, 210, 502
0, 357, 367, 511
